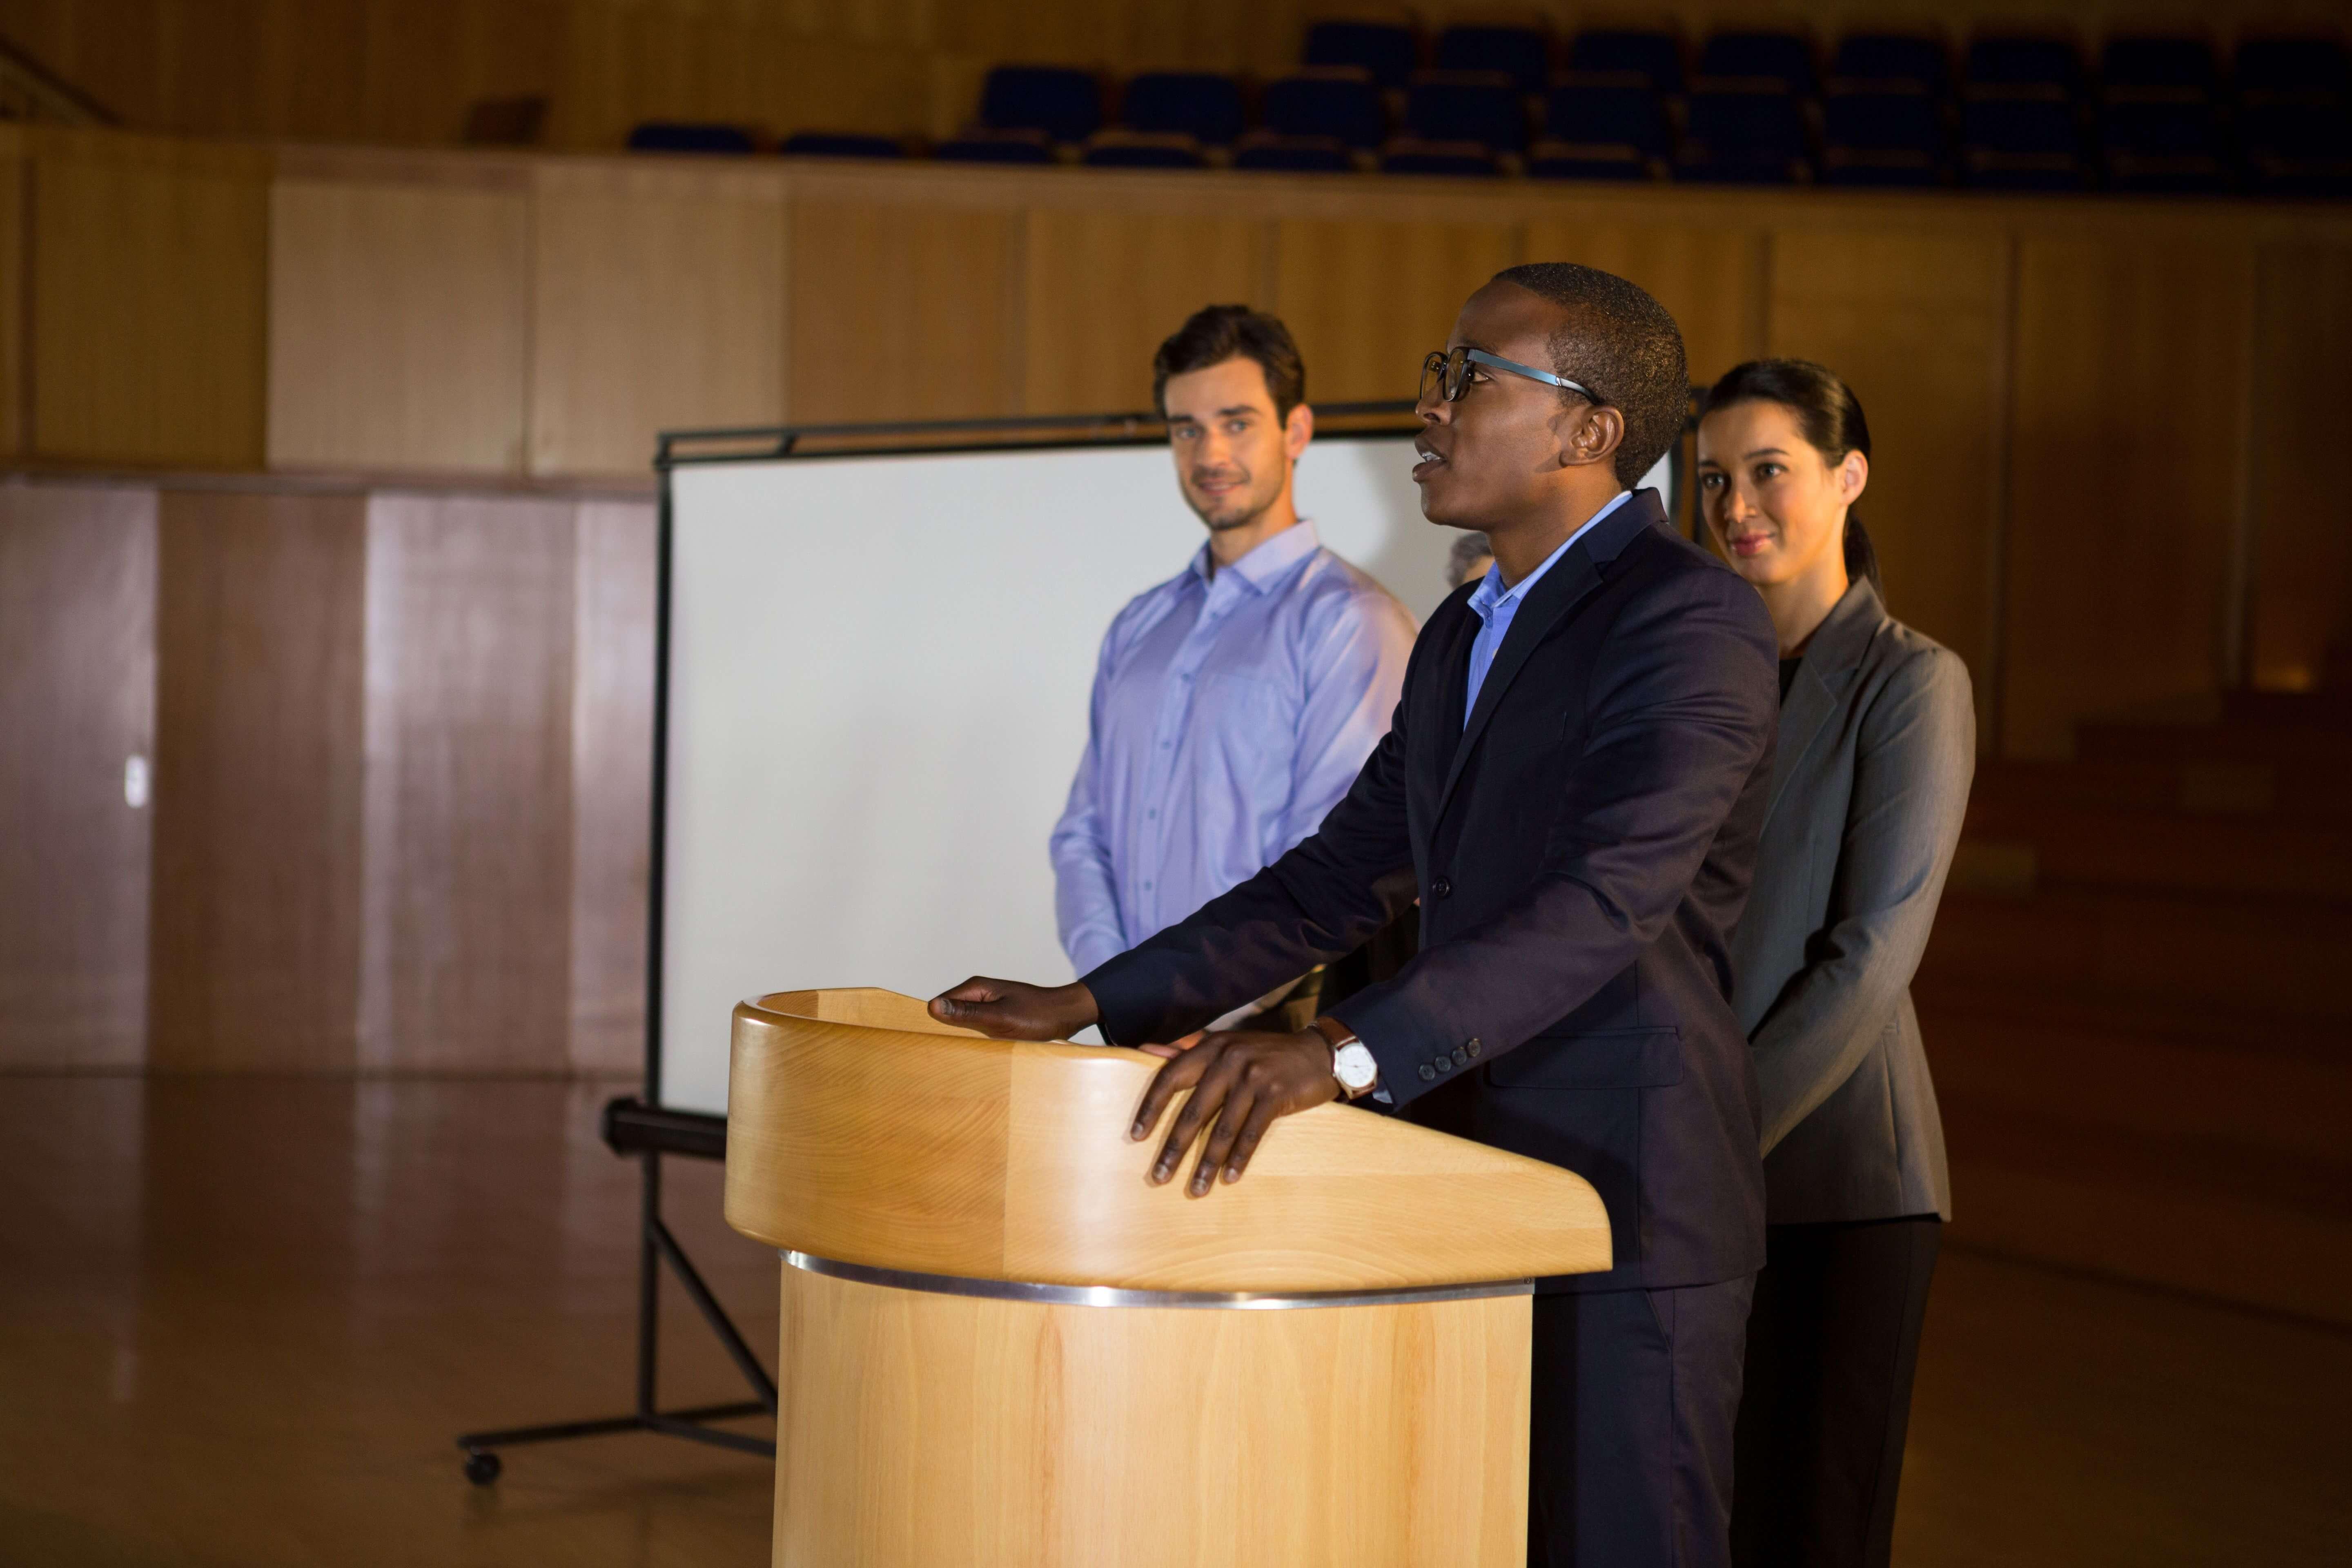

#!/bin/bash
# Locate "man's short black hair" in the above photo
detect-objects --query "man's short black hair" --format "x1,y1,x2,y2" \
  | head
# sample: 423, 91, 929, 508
1490, 263, 1688, 488
1152, 305, 1307, 421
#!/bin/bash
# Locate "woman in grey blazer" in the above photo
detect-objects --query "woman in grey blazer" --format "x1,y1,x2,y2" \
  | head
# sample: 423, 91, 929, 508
1695, 361, 1974, 1568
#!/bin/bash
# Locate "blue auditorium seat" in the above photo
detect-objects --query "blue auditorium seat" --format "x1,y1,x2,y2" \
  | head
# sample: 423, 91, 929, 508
1525, 141, 1654, 182
1964, 36, 2083, 96
1960, 96, 2088, 189
1433, 24, 1550, 93
1829, 34, 1948, 92
1262, 69, 1387, 149
1698, 31, 1816, 95
2100, 37, 2219, 94
1820, 89, 1944, 187
1544, 81, 1671, 159
778, 132, 905, 159
1119, 72, 1246, 145
1081, 133, 1208, 169
627, 122, 755, 154
933, 130, 1056, 165
1566, 29, 1683, 94
1231, 133, 1356, 173
2100, 98, 2228, 193
1380, 139, 1502, 177
2239, 100, 2352, 197
2234, 37, 2352, 99
1303, 20, 1419, 90
1678, 88, 1809, 183
1405, 71, 1527, 152
979, 65, 1103, 143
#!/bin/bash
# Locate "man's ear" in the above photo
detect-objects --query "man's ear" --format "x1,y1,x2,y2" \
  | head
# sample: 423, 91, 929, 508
1284, 401, 1314, 461
1558, 402, 1625, 471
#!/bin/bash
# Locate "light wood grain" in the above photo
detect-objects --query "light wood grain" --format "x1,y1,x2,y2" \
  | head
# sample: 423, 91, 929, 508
1767, 227, 2011, 735
788, 196, 1022, 423
267, 174, 531, 474
773, 1260, 1530, 1568
2002, 238, 2254, 756
529, 160, 786, 477
725, 988, 1612, 1292
29, 128, 268, 468
354, 492, 576, 1071
1272, 217, 1519, 403
148, 488, 367, 1069
1022, 209, 1261, 415
0, 482, 156, 1069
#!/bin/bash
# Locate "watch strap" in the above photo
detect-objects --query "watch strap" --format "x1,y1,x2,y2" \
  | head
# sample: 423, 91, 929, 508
1309, 1016, 1376, 1100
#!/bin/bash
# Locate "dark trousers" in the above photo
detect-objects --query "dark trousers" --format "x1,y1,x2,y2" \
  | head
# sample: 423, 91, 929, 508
1729, 1216, 1941, 1568
1528, 1275, 1755, 1568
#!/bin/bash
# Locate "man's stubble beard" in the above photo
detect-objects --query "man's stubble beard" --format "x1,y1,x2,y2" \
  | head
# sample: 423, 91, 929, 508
1188, 473, 1281, 534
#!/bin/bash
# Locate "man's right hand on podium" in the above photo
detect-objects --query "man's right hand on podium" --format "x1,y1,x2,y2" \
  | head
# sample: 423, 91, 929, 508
929, 977, 1102, 1041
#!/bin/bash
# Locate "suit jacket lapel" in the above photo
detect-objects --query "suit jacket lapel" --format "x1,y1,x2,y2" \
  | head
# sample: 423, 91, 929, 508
1434, 492, 1662, 824
1762, 577, 1888, 826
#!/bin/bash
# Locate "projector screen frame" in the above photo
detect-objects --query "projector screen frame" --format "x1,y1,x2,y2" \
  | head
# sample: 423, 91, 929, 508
641, 398, 1697, 1110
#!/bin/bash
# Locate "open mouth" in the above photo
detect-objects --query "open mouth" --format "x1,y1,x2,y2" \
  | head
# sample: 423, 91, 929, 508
1412, 443, 1447, 481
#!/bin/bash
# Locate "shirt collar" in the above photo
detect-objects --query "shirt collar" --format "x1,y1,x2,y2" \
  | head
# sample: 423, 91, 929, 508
1467, 490, 1631, 623
1189, 519, 1321, 592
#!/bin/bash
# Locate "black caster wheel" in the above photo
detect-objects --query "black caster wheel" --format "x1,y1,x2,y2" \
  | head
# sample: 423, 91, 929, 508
464, 1450, 502, 1486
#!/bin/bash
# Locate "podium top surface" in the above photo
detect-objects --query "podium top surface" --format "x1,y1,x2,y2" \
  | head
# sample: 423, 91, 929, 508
723, 988, 1610, 1294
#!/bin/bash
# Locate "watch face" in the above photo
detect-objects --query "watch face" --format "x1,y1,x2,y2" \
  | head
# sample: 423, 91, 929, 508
1334, 1042, 1378, 1091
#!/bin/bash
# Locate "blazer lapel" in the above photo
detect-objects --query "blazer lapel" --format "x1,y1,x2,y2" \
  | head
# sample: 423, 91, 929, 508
1434, 491, 1663, 823
1762, 577, 1889, 826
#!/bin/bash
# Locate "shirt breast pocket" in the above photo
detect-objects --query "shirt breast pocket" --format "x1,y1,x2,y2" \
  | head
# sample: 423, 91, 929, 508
1196, 672, 1294, 757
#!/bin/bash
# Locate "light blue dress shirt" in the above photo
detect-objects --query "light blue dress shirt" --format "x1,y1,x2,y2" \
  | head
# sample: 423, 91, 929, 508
1463, 490, 1632, 724
1051, 521, 1417, 976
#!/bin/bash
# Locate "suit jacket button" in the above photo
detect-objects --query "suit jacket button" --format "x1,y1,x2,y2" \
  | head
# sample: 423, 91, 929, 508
1418, 1063, 1437, 1082
1452, 1045, 1469, 1066
1466, 1038, 1482, 1058
1430, 876, 1452, 899
1434, 1055, 1452, 1073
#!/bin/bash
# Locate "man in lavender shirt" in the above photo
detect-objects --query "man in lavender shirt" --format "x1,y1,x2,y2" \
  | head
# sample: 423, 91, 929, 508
1049, 305, 1416, 1022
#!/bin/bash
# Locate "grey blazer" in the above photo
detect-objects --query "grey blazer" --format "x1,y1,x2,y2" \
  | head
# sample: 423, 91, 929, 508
1732, 577, 1974, 1224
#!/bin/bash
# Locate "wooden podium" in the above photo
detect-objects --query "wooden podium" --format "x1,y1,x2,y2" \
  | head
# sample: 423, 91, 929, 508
724, 988, 1611, 1567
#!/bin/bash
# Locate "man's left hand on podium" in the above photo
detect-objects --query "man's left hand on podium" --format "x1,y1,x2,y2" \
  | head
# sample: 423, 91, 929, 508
1129, 1029, 1339, 1196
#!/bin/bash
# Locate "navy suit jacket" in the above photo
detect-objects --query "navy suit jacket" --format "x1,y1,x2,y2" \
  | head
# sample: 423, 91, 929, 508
1085, 490, 1779, 1292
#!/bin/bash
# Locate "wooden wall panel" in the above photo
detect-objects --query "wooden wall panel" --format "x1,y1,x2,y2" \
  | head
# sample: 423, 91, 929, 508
267, 170, 530, 474
0, 129, 24, 459
149, 489, 366, 1069
1767, 229, 2011, 737
569, 499, 657, 1074
356, 494, 576, 1071
529, 161, 785, 477
0, 483, 156, 1069
788, 198, 1020, 423
29, 130, 268, 468
1272, 218, 1518, 404
1022, 210, 1260, 416
1523, 218, 1766, 388
2245, 245, 2352, 690
2002, 239, 2255, 757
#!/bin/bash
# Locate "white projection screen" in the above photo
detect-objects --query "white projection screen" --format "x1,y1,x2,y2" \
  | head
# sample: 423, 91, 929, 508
655, 431, 1675, 1114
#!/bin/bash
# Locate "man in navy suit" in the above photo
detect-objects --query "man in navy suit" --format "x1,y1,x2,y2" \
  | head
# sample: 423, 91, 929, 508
933, 264, 1779, 1568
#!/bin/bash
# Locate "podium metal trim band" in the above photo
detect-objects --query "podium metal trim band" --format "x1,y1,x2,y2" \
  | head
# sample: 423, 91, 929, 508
783, 1250, 1534, 1310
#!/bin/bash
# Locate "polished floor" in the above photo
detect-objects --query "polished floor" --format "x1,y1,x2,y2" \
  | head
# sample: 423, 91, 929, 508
1, 1076, 2345, 1566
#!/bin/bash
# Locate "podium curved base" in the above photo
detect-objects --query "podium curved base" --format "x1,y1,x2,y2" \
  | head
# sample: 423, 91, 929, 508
771, 1257, 1533, 1567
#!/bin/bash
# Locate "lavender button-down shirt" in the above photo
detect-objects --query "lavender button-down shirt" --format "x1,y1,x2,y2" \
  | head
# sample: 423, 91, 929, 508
1051, 521, 1417, 976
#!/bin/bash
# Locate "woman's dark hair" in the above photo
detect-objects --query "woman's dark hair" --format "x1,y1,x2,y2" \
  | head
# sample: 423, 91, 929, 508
1153, 305, 1306, 420
1701, 358, 1880, 593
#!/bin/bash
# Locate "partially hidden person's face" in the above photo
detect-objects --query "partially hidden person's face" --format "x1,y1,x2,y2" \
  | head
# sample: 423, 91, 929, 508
1413, 281, 1618, 530
1695, 399, 1868, 589
1163, 355, 1310, 532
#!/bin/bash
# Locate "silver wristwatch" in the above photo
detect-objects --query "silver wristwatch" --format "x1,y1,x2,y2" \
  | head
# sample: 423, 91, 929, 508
1311, 1016, 1381, 1101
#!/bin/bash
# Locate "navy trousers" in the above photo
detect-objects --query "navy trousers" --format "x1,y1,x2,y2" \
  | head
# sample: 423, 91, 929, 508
1527, 1275, 1755, 1568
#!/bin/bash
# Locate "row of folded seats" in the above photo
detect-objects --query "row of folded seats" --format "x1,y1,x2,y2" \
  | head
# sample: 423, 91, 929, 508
629, 23, 2352, 197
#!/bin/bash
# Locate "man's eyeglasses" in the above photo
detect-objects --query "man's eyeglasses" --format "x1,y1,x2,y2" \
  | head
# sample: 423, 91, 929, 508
1419, 347, 1598, 406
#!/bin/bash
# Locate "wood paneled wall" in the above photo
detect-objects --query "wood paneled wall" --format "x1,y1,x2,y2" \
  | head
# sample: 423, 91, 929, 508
5, 127, 2352, 748
1, 476, 656, 1074
4, 0, 2345, 153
